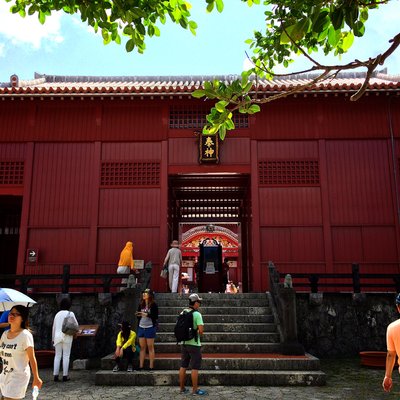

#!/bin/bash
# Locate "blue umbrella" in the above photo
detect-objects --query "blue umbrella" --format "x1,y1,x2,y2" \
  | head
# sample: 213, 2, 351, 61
0, 288, 37, 311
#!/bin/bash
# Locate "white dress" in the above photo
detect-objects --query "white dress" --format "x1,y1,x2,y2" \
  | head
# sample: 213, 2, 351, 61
0, 329, 34, 399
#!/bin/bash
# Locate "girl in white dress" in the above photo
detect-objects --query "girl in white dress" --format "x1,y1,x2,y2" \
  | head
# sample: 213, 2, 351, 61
0, 305, 42, 399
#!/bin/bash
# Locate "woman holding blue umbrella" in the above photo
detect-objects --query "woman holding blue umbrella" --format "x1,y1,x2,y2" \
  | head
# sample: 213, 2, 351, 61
0, 305, 42, 399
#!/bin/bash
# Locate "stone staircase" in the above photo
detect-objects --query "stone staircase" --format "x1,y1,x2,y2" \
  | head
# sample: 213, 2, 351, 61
95, 293, 326, 386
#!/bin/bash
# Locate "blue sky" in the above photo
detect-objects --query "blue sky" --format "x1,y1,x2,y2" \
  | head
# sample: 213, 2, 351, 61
0, 1, 399, 82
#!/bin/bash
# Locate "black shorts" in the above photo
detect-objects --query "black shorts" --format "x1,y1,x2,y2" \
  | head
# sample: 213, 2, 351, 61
180, 344, 202, 370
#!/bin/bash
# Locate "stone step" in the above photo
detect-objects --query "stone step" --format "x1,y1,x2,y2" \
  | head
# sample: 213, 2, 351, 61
157, 306, 271, 315
101, 353, 321, 371
158, 314, 274, 324
155, 293, 268, 300
156, 322, 277, 333
155, 342, 283, 353
156, 332, 280, 343
156, 298, 270, 307
95, 369, 326, 386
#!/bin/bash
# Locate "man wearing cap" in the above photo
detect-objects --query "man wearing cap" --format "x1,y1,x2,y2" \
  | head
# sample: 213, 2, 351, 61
179, 293, 207, 396
383, 293, 400, 392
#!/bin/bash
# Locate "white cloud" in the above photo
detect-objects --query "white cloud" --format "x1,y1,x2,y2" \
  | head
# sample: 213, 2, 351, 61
0, 43, 5, 58
0, 2, 63, 49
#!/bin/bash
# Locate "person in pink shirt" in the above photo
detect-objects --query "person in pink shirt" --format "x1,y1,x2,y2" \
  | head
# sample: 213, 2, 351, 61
383, 293, 400, 392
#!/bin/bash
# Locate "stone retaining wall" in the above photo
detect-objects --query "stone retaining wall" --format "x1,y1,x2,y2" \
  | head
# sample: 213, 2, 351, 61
14, 292, 399, 360
25, 292, 136, 359
296, 292, 398, 357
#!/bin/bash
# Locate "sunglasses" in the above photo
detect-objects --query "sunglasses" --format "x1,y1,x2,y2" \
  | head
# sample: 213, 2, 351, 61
9, 312, 21, 317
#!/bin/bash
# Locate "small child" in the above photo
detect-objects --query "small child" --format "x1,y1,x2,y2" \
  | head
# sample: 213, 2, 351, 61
113, 321, 138, 372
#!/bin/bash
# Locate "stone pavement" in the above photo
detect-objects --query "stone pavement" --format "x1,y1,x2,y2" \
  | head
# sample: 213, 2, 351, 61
23, 358, 399, 399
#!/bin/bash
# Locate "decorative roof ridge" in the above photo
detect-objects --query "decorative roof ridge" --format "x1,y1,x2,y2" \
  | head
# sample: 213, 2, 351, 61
376, 72, 400, 82
33, 72, 241, 83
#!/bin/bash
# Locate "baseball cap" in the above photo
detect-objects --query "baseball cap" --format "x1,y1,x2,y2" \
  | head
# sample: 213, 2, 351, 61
396, 293, 400, 305
189, 293, 202, 302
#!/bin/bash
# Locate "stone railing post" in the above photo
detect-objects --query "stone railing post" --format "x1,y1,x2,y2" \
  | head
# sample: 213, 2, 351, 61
268, 261, 305, 355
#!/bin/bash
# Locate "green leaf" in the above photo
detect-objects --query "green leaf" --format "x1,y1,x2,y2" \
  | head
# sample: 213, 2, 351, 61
126, 39, 135, 52
215, 0, 224, 13
353, 21, 365, 37
38, 10, 46, 24
192, 89, 206, 98
215, 100, 229, 112
342, 31, 354, 51
219, 124, 226, 140
330, 8, 344, 30
312, 10, 330, 34
327, 26, 340, 47
248, 104, 260, 114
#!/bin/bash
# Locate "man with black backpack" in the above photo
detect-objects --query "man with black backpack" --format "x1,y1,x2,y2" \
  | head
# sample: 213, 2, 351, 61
177, 293, 207, 396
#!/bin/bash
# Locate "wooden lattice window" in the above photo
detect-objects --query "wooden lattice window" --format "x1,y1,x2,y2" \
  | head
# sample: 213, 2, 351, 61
169, 107, 248, 129
258, 160, 320, 186
0, 161, 24, 185
101, 162, 160, 186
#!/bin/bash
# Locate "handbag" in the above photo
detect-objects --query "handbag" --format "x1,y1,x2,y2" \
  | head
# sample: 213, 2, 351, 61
62, 311, 80, 336
160, 264, 168, 279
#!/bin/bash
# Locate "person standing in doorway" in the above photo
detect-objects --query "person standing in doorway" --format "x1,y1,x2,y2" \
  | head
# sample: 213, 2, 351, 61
117, 241, 134, 290
179, 293, 207, 396
221, 258, 230, 293
383, 293, 400, 392
163, 240, 182, 293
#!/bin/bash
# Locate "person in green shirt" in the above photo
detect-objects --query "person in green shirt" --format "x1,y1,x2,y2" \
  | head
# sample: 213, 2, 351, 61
179, 293, 207, 396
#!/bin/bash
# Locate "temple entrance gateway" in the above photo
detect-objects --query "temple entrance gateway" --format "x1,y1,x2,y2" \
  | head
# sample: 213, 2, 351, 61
168, 174, 251, 292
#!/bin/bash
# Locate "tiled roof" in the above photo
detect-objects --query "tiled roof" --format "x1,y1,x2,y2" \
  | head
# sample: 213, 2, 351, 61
1, 71, 399, 96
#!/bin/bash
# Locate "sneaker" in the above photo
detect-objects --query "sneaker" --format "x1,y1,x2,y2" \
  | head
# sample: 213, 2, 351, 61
112, 365, 119, 372
180, 388, 189, 394
192, 389, 208, 396
127, 365, 133, 372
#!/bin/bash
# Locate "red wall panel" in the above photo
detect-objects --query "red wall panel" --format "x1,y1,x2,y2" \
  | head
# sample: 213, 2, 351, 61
332, 227, 363, 262
259, 187, 322, 226
363, 227, 398, 261
260, 227, 324, 264
257, 140, 319, 159
168, 138, 199, 165
100, 102, 166, 141
98, 189, 160, 227
291, 227, 324, 261
27, 228, 89, 265
0, 143, 26, 159
101, 142, 162, 160
253, 96, 391, 140
29, 143, 95, 226
326, 140, 394, 224
35, 102, 97, 141
260, 227, 291, 262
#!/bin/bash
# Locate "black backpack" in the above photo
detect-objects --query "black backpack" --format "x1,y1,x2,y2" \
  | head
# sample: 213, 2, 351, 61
174, 308, 198, 343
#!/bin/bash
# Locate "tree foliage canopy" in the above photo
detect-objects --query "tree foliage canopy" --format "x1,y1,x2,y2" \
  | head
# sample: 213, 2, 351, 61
6, 0, 399, 139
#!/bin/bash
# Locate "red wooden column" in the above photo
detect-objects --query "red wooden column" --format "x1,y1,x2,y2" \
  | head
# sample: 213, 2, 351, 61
17, 142, 34, 275
156, 139, 169, 292
318, 140, 334, 273
88, 141, 102, 274
250, 140, 262, 291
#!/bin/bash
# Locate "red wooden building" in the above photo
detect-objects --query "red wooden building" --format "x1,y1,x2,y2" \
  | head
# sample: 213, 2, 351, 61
0, 71, 399, 292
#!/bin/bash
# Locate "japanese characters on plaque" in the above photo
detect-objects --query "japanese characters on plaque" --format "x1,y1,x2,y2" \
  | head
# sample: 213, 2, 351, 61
199, 134, 219, 164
